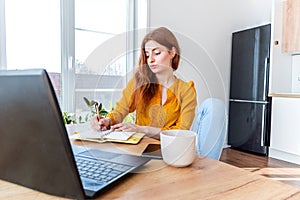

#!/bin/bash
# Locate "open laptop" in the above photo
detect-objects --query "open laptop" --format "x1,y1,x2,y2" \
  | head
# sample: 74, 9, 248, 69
0, 69, 150, 199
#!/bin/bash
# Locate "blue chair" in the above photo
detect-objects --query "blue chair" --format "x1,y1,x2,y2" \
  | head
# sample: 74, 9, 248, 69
190, 98, 226, 160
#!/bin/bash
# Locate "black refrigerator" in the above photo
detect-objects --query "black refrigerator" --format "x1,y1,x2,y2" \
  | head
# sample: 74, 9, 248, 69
228, 24, 272, 155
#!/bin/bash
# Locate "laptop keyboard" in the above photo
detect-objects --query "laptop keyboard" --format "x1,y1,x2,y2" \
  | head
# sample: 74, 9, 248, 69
75, 157, 133, 184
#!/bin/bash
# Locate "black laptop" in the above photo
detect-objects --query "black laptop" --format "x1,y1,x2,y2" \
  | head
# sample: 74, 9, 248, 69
0, 69, 150, 199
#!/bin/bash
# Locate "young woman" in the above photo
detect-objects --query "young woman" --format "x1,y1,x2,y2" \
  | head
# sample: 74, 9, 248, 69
91, 27, 197, 139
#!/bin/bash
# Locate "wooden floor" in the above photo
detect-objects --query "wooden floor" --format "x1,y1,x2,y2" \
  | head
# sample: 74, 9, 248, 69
220, 147, 300, 189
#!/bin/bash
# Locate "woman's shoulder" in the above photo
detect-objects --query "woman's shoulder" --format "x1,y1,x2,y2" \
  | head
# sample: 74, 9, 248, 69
121, 77, 135, 95
127, 77, 135, 86
175, 78, 195, 89
174, 78, 197, 101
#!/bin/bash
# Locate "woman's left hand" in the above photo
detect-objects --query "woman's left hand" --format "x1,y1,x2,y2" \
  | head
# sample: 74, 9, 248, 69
112, 122, 140, 132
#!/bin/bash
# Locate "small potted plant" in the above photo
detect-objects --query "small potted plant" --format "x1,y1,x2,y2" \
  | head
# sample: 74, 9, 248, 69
83, 97, 109, 118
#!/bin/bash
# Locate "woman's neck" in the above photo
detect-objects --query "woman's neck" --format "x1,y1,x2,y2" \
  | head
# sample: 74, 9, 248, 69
156, 73, 176, 88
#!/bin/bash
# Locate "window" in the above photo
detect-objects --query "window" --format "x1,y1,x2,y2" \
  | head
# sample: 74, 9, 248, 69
4, 0, 62, 101
73, 0, 128, 116
73, 0, 148, 122
0, 0, 148, 121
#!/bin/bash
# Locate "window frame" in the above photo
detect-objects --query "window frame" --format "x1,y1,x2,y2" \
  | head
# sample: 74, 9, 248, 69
0, 0, 7, 70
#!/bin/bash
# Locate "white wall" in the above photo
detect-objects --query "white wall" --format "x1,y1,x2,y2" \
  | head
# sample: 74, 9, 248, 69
292, 55, 300, 93
148, 0, 272, 106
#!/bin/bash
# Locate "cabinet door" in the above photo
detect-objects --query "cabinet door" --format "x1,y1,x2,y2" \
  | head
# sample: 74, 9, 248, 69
269, 0, 292, 94
282, 0, 300, 53
270, 97, 300, 155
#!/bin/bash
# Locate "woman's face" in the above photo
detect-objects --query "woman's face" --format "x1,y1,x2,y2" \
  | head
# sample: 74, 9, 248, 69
144, 40, 175, 75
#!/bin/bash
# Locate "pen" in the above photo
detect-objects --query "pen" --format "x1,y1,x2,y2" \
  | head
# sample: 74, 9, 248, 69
95, 103, 107, 131
95, 103, 100, 119
95, 103, 112, 131
95, 103, 103, 131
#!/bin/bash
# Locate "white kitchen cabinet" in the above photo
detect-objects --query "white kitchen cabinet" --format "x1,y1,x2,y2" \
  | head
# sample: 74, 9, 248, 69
282, 0, 300, 53
269, 0, 300, 164
269, 96, 300, 164
269, 0, 293, 94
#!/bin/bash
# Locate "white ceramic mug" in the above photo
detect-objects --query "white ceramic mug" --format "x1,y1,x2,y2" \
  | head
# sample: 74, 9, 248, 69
160, 130, 197, 167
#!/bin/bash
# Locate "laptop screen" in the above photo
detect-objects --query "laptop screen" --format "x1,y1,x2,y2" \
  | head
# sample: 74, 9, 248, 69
0, 69, 85, 199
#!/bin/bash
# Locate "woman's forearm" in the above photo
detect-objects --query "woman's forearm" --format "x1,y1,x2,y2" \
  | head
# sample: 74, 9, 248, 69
139, 126, 161, 140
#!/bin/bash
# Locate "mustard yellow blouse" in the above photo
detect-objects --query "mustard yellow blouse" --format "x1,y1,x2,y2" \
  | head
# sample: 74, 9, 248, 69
106, 77, 197, 130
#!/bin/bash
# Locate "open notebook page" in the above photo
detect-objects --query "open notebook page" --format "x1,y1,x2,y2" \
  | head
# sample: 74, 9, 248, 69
76, 130, 135, 141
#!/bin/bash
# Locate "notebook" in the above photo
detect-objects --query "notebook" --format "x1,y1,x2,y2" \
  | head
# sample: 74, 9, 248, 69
75, 129, 134, 140
68, 125, 145, 144
0, 69, 151, 199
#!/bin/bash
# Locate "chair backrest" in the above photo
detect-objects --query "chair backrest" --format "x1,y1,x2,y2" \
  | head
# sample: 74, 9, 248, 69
190, 98, 226, 160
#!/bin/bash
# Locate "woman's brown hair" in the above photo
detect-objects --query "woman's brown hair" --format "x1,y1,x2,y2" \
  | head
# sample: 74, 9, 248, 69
129, 27, 181, 112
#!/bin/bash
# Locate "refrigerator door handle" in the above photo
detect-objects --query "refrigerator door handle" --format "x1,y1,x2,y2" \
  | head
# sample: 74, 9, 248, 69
263, 57, 269, 101
261, 104, 266, 146
229, 99, 268, 104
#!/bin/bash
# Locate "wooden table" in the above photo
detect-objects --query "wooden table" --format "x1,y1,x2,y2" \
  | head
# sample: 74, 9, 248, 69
1, 136, 300, 200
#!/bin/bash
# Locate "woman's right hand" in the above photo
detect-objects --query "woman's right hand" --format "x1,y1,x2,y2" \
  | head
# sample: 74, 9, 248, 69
90, 115, 111, 132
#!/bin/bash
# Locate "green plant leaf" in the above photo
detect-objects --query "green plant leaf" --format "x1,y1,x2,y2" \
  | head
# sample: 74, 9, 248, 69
83, 97, 91, 106
90, 100, 97, 106
62, 111, 77, 124
85, 113, 89, 122
100, 110, 108, 116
